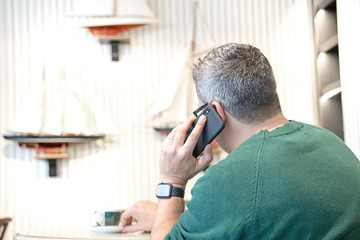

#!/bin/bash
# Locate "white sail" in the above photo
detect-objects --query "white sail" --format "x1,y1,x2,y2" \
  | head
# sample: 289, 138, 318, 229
147, 42, 195, 128
9, 90, 44, 135
193, 2, 216, 56
69, 0, 114, 17
9, 65, 117, 136
147, 1, 215, 128
116, 0, 155, 18
41, 89, 65, 135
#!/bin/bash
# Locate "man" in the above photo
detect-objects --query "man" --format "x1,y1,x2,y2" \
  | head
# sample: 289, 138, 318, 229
121, 43, 360, 239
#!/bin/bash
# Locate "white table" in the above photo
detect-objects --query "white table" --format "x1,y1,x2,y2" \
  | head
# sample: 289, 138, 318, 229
14, 233, 150, 240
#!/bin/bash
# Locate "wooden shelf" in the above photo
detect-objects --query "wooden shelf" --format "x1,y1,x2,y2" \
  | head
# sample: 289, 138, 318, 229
154, 127, 174, 135
314, 3, 337, 49
315, 0, 336, 12
34, 153, 69, 160
3, 134, 105, 143
317, 51, 340, 88
313, 0, 343, 140
320, 93, 343, 139
320, 33, 338, 53
3, 134, 105, 177
321, 80, 340, 96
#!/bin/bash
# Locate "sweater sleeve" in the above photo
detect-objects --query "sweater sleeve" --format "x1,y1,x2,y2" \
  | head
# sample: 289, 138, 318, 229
165, 159, 254, 240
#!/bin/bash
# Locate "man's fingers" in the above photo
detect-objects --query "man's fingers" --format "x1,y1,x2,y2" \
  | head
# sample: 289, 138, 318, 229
120, 209, 136, 229
197, 144, 213, 171
183, 115, 207, 150
173, 115, 196, 146
121, 223, 143, 233
120, 210, 131, 224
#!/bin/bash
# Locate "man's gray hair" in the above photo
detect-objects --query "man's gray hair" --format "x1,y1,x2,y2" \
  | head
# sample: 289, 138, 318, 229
192, 43, 281, 124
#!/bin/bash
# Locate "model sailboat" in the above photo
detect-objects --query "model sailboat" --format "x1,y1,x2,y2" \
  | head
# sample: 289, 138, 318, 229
4, 66, 113, 176
147, 1, 216, 133
70, 0, 157, 36
8, 66, 116, 137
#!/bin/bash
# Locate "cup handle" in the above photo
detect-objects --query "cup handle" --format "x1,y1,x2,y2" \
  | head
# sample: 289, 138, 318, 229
95, 212, 105, 226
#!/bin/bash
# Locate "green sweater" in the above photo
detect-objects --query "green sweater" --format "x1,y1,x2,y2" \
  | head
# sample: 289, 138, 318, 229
166, 121, 360, 239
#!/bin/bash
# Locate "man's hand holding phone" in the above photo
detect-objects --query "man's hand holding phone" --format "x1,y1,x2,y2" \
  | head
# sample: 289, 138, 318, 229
152, 105, 223, 239
158, 115, 214, 189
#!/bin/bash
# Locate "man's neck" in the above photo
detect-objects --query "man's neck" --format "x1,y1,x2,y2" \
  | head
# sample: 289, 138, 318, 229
225, 112, 289, 153
253, 112, 289, 133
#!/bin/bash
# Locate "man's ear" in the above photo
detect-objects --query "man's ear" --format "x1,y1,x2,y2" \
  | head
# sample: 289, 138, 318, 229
211, 101, 226, 122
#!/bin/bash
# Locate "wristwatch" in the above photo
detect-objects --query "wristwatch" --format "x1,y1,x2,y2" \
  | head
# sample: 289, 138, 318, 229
156, 183, 185, 199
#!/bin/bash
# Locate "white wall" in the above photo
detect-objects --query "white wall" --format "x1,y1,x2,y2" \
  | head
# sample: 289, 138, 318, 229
337, 0, 360, 159
0, 0, 317, 239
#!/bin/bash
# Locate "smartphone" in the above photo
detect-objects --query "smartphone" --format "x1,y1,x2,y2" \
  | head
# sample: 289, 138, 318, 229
185, 104, 225, 158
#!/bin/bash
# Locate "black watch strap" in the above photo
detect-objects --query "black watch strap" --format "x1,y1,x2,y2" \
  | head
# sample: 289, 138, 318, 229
172, 186, 185, 198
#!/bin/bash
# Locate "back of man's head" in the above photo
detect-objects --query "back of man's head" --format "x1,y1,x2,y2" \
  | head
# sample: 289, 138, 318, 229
192, 43, 282, 124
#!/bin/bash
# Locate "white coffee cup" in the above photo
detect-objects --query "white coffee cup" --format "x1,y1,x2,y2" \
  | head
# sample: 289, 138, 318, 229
94, 210, 122, 226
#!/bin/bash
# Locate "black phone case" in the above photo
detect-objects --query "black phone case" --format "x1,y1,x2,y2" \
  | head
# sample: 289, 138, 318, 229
185, 105, 225, 158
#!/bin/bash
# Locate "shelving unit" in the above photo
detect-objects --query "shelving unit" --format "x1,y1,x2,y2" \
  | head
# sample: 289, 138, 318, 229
313, 0, 343, 140
3, 135, 104, 177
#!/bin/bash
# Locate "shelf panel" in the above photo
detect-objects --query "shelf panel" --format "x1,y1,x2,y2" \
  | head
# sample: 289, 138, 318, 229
154, 127, 174, 136
314, 0, 343, 141
314, 5, 337, 48
3, 135, 105, 143
320, 33, 338, 53
34, 153, 70, 160
319, 93, 344, 140
321, 79, 340, 96
315, 0, 336, 12
317, 49, 340, 88
3, 134, 105, 177
98, 36, 130, 43
3, 135, 105, 177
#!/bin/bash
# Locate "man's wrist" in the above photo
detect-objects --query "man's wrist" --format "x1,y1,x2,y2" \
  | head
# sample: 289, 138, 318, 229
151, 194, 185, 240
158, 177, 187, 189
156, 183, 185, 199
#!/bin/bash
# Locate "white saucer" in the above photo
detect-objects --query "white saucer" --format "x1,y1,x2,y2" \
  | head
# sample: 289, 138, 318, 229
89, 225, 123, 233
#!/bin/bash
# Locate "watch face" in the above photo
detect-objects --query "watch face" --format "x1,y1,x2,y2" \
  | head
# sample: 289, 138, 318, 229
156, 183, 172, 198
